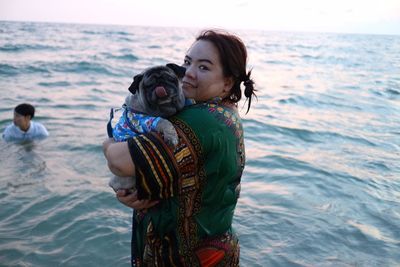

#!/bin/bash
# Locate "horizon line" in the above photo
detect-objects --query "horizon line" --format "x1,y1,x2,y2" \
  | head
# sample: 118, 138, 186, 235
1, 18, 399, 37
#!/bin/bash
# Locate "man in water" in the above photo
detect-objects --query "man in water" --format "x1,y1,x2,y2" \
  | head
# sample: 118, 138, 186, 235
2, 103, 49, 142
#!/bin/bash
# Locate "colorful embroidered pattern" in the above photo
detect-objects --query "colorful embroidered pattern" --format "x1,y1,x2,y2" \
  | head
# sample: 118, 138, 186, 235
195, 232, 240, 267
199, 102, 243, 138
142, 222, 183, 266
171, 118, 206, 265
127, 133, 179, 200
128, 99, 243, 267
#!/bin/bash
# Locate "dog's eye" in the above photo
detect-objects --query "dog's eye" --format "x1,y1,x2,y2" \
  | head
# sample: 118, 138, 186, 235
166, 76, 177, 82
160, 73, 177, 83
143, 79, 156, 87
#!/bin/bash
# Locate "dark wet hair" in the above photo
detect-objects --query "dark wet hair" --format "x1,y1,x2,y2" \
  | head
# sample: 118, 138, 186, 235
15, 103, 35, 119
196, 29, 256, 113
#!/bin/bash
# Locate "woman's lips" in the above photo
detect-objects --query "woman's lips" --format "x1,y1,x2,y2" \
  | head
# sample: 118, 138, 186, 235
182, 81, 196, 88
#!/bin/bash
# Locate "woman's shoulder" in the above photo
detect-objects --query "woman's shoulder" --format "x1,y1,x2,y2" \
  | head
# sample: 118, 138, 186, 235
178, 100, 237, 119
173, 100, 243, 138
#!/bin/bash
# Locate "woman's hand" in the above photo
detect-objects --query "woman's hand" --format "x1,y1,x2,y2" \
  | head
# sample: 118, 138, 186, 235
116, 189, 159, 210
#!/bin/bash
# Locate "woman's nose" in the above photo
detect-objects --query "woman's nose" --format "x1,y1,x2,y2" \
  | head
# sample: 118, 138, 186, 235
184, 65, 195, 79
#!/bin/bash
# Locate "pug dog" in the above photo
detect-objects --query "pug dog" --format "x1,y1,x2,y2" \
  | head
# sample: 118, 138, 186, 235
108, 63, 187, 192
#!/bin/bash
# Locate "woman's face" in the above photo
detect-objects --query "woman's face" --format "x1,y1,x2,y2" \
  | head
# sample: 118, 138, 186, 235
182, 40, 233, 101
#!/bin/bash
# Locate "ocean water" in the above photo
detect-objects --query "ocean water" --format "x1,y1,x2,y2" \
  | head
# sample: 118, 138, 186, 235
0, 20, 399, 267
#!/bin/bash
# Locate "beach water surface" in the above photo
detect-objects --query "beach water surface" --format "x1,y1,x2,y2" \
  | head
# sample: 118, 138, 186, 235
0, 21, 399, 266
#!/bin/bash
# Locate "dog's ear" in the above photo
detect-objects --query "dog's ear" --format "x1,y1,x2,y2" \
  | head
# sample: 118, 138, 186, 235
128, 73, 143, 94
166, 63, 186, 79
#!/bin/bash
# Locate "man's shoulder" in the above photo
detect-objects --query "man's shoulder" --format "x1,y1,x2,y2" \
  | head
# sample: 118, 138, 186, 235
3, 123, 15, 131
30, 121, 49, 136
30, 121, 42, 130
3, 123, 18, 134
2, 124, 20, 141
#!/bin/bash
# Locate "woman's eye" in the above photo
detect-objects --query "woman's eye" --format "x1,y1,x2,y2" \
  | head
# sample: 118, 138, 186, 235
199, 65, 209, 71
183, 59, 190, 66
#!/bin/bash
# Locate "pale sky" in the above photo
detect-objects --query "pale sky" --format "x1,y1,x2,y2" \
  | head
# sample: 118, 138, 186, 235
1, 0, 400, 35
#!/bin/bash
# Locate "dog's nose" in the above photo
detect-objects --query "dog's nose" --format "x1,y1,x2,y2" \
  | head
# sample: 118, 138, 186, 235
155, 86, 168, 98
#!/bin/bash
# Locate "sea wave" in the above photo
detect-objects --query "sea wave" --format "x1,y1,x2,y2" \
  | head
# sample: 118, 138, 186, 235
0, 43, 61, 52
0, 21, 399, 267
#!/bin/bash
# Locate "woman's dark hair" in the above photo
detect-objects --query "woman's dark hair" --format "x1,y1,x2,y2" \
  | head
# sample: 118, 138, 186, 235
15, 103, 35, 119
196, 29, 256, 113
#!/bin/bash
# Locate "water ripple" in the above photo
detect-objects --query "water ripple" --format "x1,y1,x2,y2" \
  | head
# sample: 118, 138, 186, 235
1, 21, 399, 267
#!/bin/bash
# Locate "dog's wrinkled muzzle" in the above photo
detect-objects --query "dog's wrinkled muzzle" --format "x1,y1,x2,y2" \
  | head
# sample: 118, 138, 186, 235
155, 86, 168, 98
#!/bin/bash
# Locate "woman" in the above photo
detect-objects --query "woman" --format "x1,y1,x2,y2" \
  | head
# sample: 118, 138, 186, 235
103, 29, 256, 266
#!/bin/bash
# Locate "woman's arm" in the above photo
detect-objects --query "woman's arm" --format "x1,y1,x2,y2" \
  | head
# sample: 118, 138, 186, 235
103, 138, 135, 177
103, 138, 158, 209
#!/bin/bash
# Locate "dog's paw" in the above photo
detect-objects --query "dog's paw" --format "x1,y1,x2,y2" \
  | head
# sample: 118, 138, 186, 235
109, 175, 135, 192
162, 128, 179, 147
164, 135, 178, 147
156, 119, 179, 148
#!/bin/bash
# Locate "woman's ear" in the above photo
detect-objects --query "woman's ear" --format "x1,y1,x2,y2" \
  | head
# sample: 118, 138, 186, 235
223, 77, 235, 94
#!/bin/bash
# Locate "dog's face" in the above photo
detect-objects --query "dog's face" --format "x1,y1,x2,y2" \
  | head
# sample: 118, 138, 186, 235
126, 64, 186, 117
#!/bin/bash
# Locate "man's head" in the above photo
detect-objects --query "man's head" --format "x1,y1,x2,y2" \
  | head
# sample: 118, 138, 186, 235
13, 103, 35, 132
